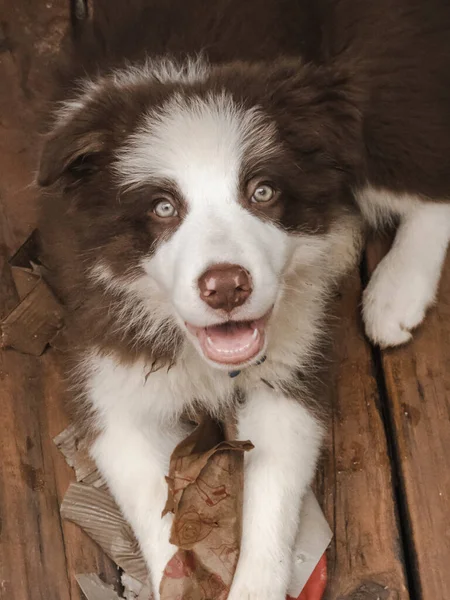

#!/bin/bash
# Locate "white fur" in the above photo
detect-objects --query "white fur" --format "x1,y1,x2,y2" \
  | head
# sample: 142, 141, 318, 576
53, 51, 450, 600
55, 57, 210, 128
112, 55, 210, 87
84, 213, 360, 599
86, 348, 324, 600
89, 217, 361, 380
54, 79, 101, 126
74, 70, 363, 600
112, 94, 360, 366
114, 93, 293, 348
228, 390, 323, 600
115, 93, 278, 191
86, 354, 191, 595
357, 187, 450, 347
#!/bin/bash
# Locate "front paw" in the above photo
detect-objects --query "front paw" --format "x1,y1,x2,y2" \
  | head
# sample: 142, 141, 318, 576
228, 561, 288, 600
228, 584, 287, 600
362, 261, 435, 348
142, 515, 177, 600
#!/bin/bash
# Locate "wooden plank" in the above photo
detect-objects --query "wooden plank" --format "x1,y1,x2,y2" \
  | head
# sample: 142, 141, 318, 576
317, 271, 410, 600
367, 241, 450, 600
0, 252, 71, 600
0, 1, 119, 597
0, 0, 68, 252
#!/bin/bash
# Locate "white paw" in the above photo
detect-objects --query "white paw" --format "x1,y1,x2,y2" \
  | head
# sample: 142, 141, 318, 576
228, 584, 286, 600
363, 260, 436, 348
227, 561, 287, 600
142, 516, 177, 600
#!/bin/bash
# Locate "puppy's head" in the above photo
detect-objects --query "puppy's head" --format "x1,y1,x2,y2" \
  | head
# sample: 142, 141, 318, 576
39, 58, 362, 369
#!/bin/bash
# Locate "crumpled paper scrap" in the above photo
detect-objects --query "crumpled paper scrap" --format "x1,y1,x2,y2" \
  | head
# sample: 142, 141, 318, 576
160, 417, 254, 600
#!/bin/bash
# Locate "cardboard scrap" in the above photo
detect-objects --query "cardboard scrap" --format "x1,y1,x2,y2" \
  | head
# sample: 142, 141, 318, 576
11, 264, 41, 300
7, 229, 41, 270
54, 424, 104, 487
121, 574, 152, 600
0, 231, 65, 355
160, 417, 254, 600
1, 273, 64, 354
75, 573, 152, 600
61, 482, 149, 584
76, 574, 122, 600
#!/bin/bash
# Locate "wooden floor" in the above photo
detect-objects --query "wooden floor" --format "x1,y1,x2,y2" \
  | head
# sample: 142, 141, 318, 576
1, 2, 449, 599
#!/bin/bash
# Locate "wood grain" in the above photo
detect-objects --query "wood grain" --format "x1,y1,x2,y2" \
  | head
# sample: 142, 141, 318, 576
0, 0, 67, 252
367, 241, 450, 600
317, 272, 410, 600
0, 255, 71, 600
0, 1, 119, 597
1, 2, 449, 599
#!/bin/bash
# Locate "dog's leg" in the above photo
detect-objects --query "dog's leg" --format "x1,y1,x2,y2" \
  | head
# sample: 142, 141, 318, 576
228, 386, 323, 600
91, 423, 182, 598
363, 201, 450, 347
86, 357, 187, 599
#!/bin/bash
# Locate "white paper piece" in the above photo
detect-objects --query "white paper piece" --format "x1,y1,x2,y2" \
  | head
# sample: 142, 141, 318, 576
121, 573, 152, 600
288, 488, 332, 598
121, 574, 144, 599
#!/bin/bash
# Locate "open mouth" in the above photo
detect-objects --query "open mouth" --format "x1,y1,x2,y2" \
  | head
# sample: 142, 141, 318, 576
186, 315, 268, 366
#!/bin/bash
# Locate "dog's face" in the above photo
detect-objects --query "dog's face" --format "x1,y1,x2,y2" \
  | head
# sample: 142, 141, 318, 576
39, 59, 362, 369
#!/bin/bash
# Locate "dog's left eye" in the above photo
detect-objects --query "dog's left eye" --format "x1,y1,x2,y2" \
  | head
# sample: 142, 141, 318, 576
251, 184, 275, 203
153, 199, 178, 218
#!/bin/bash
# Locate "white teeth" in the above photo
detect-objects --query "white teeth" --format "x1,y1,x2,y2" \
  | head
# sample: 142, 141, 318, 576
251, 328, 258, 340
205, 335, 258, 355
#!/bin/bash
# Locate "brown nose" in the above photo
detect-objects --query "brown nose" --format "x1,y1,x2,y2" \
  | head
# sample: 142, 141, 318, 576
198, 264, 252, 312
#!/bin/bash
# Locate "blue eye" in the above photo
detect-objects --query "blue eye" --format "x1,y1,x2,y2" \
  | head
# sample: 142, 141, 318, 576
153, 199, 178, 218
251, 184, 275, 203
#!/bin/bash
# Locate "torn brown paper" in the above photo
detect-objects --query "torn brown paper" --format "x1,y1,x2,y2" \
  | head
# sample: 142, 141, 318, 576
160, 417, 254, 600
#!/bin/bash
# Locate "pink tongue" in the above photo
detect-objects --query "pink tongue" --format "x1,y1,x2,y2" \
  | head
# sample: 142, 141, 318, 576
194, 320, 264, 365
206, 322, 254, 351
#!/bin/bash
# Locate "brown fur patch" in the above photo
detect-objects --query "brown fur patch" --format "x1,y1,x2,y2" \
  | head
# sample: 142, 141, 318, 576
38, 0, 450, 406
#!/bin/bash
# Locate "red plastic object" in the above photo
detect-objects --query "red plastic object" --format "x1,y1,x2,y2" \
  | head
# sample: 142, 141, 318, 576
287, 553, 327, 600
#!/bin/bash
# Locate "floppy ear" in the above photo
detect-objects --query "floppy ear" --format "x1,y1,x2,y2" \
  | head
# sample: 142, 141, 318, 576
38, 108, 105, 187
261, 60, 363, 173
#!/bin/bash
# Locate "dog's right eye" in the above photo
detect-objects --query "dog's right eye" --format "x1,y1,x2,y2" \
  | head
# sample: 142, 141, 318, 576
251, 183, 275, 203
153, 199, 178, 218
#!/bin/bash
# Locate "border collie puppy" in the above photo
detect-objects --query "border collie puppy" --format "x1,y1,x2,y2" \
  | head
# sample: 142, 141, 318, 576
38, 0, 450, 597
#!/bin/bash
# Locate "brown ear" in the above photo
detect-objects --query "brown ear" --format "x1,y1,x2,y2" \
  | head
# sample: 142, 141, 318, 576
38, 115, 105, 187
262, 60, 363, 173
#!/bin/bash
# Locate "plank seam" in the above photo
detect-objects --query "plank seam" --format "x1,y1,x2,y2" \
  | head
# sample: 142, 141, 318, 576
361, 255, 421, 600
